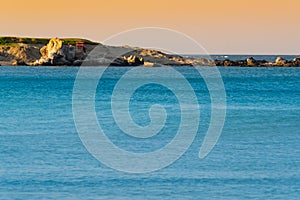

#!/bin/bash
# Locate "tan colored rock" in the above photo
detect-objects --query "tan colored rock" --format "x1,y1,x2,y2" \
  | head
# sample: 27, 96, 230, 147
144, 62, 154, 67
125, 55, 144, 65
143, 62, 163, 67
34, 38, 70, 66
292, 57, 300, 66
275, 57, 288, 66
45, 38, 63, 59
0, 44, 41, 65
246, 57, 257, 66
40, 46, 48, 57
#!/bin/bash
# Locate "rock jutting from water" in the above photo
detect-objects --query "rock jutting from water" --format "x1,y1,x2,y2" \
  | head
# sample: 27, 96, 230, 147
0, 37, 300, 67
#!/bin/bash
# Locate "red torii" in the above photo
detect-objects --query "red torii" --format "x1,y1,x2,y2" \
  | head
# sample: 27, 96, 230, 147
76, 42, 85, 52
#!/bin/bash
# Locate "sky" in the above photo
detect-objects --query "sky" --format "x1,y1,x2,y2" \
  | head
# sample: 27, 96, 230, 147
1, 0, 300, 54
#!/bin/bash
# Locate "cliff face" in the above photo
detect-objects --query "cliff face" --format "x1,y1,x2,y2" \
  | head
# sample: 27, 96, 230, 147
0, 43, 43, 65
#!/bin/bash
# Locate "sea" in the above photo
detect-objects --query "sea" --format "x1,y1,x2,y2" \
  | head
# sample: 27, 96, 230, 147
0, 56, 299, 199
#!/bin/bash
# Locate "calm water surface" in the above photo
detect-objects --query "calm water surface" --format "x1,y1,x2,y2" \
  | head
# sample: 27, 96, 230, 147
0, 66, 299, 199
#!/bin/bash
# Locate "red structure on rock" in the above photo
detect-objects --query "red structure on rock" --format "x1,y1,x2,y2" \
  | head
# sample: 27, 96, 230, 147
75, 42, 85, 52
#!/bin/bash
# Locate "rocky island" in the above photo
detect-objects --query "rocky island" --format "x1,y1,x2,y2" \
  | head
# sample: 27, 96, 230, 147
0, 37, 299, 67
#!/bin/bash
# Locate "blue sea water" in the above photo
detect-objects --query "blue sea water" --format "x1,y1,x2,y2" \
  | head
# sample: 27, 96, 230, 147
0, 65, 299, 199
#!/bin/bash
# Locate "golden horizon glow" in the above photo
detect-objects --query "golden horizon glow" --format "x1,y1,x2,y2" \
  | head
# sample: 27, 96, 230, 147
1, 0, 300, 54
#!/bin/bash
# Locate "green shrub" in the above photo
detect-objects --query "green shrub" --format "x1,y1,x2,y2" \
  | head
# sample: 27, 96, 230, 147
0, 37, 99, 46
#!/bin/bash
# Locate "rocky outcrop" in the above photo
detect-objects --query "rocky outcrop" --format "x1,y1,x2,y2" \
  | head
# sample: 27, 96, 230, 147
116, 55, 144, 66
126, 48, 193, 66
12, 60, 28, 66
125, 55, 144, 65
1, 37, 300, 67
292, 57, 300, 66
31, 38, 145, 66
33, 38, 72, 66
246, 57, 257, 66
275, 57, 288, 66
0, 44, 42, 65
213, 57, 300, 67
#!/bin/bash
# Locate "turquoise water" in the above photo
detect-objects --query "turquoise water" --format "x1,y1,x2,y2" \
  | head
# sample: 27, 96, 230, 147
0, 66, 299, 199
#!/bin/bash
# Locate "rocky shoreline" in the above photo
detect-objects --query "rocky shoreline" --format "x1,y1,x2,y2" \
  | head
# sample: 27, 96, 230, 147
214, 56, 300, 67
0, 37, 299, 67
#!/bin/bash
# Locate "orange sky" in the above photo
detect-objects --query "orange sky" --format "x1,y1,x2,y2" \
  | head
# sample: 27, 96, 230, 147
1, 0, 300, 54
